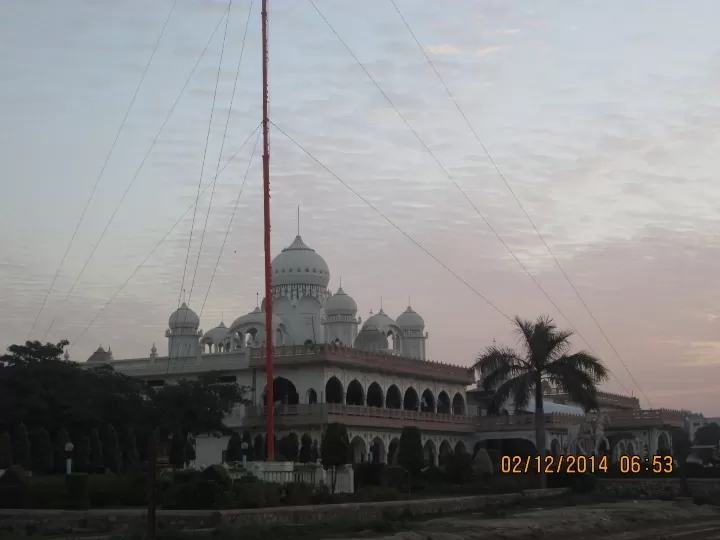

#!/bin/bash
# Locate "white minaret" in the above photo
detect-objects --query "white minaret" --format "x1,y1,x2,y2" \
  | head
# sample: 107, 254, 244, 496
322, 282, 360, 345
165, 302, 202, 358
396, 304, 427, 360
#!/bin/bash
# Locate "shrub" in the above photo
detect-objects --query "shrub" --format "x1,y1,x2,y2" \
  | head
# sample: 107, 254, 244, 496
398, 427, 424, 477
0, 432, 12, 469
201, 464, 232, 488
174, 469, 201, 484
353, 486, 403, 502
32, 428, 54, 474
419, 465, 445, 485
226, 433, 243, 463
0, 465, 31, 509
299, 434, 312, 463
572, 473, 596, 494
163, 480, 232, 510
89, 429, 104, 473
383, 465, 408, 489
121, 427, 140, 472
74, 435, 90, 472
88, 473, 146, 507
29, 476, 66, 509
283, 482, 314, 506
321, 423, 350, 493
354, 463, 385, 488
12, 424, 31, 470
53, 429, 70, 474
233, 481, 282, 509
447, 450, 474, 485
101, 425, 122, 473
65, 473, 90, 510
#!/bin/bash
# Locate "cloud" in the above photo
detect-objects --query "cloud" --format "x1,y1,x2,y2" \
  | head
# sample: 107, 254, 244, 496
425, 44, 462, 55
500, 29, 521, 35
476, 46, 501, 57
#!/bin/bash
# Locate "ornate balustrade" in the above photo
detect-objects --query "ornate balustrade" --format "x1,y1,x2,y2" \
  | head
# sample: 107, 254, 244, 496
607, 408, 686, 428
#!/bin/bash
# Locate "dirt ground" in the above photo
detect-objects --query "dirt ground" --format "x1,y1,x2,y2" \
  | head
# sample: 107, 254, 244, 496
330, 501, 720, 540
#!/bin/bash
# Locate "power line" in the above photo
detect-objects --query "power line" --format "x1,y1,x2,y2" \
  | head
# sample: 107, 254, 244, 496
307, 0, 631, 396
192, 0, 254, 316
386, 0, 647, 405
184, 5, 232, 310
40, 3, 232, 342
200, 130, 261, 318
27, 0, 179, 340
69, 123, 261, 352
271, 121, 511, 323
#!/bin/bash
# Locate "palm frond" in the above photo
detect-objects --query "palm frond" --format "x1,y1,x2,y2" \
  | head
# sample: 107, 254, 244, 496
545, 352, 608, 411
474, 346, 526, 393
488, 371, 535, 414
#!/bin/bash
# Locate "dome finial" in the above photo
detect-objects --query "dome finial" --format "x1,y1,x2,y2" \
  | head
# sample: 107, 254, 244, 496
297, 206, 300, 235
380, 296, 383, 310
256, 292, 259, 309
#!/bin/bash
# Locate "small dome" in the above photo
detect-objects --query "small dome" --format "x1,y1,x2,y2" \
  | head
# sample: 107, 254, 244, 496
87, 346, 111, 364
201, 321, 229, 344
229, 306, 284, 334
169, 302, 200, 330
396, 305, 425, 330
362, 309, 396, 334
271, 235, 330, 288
354, 324, 388, 351
325, 287, 357, 316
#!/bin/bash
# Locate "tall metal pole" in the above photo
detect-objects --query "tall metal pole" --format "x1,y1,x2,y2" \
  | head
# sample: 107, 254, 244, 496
261, 0, 275, 462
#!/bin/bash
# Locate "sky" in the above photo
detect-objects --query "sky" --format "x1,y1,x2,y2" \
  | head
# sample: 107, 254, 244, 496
2, 0, 720, 415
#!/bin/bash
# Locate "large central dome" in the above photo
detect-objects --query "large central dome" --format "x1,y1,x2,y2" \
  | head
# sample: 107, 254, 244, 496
271, 235, 330, 288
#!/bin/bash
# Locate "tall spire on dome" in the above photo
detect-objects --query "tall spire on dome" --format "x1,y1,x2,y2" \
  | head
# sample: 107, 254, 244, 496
297, 206, 300, 235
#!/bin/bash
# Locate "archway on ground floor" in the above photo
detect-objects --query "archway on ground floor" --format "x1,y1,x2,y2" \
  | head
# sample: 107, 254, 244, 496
263, 377, 299, 406
370, 437, 386, 464
325, 376, 344, 404
423, 439, 437, 467
454, 440, 467, 454
476, 437, 538, 465
350, 436, 367, 464
452, 392, 466, 415
307, 388, 318, 404
550, 438, 560, 457
367, 382, 384, 407
421, 389, 435, 413
439, 440, 453, 468
657, 431, 671, 456
386, 385, 402, 409
346, 379, 364, 406
403, 387, 419, 411
437, 391, 451, 414
388, 438, 400, 465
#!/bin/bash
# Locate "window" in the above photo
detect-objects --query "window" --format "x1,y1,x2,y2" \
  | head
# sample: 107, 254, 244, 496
147, 379, 165, 388
216, 375, 237, 384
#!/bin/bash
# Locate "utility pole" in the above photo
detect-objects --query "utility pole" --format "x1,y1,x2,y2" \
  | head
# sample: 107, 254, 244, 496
261, 0, 275, 462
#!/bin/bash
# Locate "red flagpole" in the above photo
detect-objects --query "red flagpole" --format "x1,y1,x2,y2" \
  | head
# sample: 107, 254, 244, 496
261, 0, 275, 462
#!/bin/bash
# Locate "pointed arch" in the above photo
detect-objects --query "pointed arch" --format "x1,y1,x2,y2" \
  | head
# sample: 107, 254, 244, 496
388, 437, 400, 465
386, 384, 402, 409
325, 376, 344, 404
366, 382, 384, 408
437, 391, 451, 414
346, 379, 364, 406
403, 387, 419, 411
421, 389, 435, 413
452, 392, 466, 415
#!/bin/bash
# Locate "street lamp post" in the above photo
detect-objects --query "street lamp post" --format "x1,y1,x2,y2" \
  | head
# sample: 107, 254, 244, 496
64, 442, 74, 475
241, 441, 249, 468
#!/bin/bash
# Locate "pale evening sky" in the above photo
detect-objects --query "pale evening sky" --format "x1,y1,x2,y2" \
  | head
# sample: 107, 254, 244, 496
2, 0, 720, 414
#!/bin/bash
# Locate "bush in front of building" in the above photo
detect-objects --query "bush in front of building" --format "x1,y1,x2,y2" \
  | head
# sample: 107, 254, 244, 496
0, 465, 31, 509
64, 473, 90, 509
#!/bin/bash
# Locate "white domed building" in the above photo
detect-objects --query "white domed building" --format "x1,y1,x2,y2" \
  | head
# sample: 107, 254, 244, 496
89, 231, 660, 474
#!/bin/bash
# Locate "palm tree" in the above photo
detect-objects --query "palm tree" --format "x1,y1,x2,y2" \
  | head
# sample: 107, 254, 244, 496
475, 315, 610, 488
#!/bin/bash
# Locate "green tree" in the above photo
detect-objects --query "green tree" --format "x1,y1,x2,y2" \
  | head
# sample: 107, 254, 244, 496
299, 434, 312, 463
311, 439, 320, 462
32, 428, 54, 474
102, 424, 121, 473
53, 428, 70, 474
12, 424, 31, 470
121, 427, 139, 472
226, 432, 243, 462
398, 426, 424, 477
89, 428, 104, 473
169, 432, 186, 470
475, 315, 610, 489
74, 434, 90, 472
694, 423, 720, 447
0, 431, 12, 469
321, 423, 350, 493
279, 433, 299, 462
447, 449, 473, 485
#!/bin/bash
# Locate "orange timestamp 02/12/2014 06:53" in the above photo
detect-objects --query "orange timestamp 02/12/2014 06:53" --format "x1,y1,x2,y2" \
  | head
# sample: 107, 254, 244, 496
501, 454, 675, 475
